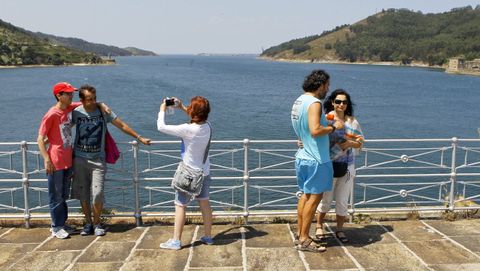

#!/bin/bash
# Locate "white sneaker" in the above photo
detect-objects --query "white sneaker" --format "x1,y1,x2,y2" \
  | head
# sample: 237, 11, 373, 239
160, 239, 181, 250
94, 225, 106, 236
51, 228, 69, 239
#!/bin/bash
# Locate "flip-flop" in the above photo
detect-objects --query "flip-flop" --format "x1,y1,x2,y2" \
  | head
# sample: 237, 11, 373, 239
335, 231, 349, 243
298, 238, 326, 253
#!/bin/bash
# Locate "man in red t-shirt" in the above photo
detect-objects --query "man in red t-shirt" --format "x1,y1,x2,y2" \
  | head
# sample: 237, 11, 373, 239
38, 82, 82, 239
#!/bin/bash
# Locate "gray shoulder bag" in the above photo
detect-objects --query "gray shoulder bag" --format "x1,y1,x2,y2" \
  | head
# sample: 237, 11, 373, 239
172, 122, 212, 197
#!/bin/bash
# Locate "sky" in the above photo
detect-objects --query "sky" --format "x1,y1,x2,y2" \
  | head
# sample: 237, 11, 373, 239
1, 0, 479, 54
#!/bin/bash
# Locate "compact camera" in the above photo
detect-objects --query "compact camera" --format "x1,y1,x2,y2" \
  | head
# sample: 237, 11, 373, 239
165, 98, 175, 106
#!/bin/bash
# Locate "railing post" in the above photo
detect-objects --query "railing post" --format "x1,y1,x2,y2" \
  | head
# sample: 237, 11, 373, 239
21, 141, 31, 228
132, 141, 143, 226
449, 137, 458, 212
243, 139, 250, 224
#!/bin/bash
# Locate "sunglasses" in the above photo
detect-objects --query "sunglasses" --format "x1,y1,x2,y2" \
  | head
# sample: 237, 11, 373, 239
334, 99, 348, 105
82, 96, 96, 101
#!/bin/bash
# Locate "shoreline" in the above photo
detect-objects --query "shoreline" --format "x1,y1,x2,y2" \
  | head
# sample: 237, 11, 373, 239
0, 62, 116, 69
257, 56, 446, 70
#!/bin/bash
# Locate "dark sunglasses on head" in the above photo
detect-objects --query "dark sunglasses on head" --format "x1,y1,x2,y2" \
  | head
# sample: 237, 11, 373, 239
334, 99, 348, 105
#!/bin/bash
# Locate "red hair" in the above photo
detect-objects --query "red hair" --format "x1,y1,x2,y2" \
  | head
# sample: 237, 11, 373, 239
187, 96, 210, 123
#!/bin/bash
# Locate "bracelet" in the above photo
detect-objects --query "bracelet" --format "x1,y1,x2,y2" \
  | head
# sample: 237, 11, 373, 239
136, 135, 141, 140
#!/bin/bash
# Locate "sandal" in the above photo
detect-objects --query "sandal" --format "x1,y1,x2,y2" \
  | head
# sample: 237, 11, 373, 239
315, 226, 325, 240
298, 238, 326, 253
335, 231, 349, 243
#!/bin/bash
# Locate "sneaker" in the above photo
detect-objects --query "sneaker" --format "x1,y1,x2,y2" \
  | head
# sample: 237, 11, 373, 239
49, 224, 76, 234
80, 224, 94, 236
94, 224, 106, 236
63, 224, 77, 234
160, 239, 181, 250
51, 228, 69, 239
200, 236, 214, 245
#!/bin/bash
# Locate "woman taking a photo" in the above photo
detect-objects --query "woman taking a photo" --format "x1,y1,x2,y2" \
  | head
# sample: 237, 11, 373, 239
315, 89, 364, 243
157, 96, 214, 250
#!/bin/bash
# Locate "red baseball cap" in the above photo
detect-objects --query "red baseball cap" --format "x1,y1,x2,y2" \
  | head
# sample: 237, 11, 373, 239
52, 82, 77, 96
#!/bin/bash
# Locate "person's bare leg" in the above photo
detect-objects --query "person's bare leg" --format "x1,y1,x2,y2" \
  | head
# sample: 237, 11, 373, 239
336, 215, 346, 231
315, 212, 327, 236
297, 193, 308, 236
92, 201, 103, 225
81, 201, 92, 225
198, 199, 212, 237
173, 204, 186, 241
299, 194, 322, 242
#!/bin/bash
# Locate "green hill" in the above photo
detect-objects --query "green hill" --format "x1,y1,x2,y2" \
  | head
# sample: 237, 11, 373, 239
123, 47, 157, 56
261, 6, 480, 66
0, 19, 104, 66
33, 32, 157, 56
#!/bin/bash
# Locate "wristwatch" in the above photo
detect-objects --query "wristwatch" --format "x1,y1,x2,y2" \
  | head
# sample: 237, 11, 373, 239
328, 124, 336, 133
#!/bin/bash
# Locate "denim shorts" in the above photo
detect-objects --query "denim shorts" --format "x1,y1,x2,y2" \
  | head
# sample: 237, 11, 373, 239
295, 158, 333, 194
175, 175, 211, 206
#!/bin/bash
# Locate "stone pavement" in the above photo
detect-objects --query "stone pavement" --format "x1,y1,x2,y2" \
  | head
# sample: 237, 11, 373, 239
1, 219, 480, 271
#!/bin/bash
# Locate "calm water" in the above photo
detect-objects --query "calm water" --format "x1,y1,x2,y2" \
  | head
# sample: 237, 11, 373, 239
1, 55, 480, 142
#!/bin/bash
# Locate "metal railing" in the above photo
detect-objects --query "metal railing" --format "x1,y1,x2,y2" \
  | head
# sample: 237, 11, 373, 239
0, 138, 479, 227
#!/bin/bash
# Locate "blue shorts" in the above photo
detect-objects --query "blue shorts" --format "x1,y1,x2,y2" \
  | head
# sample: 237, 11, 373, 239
175, 175, 211, 206
295, 159, 333, 194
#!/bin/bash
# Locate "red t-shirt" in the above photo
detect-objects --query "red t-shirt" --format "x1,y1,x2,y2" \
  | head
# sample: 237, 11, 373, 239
38, 102, 81, 170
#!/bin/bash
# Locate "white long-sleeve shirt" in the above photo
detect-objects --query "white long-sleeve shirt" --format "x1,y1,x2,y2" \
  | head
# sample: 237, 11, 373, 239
157, 111, 211, 175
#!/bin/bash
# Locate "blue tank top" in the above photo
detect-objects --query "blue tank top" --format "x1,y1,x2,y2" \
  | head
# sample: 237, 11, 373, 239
291, 94, 330, 163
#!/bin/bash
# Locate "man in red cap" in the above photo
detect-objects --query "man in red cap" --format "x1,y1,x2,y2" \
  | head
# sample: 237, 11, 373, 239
37, 82, 109, 239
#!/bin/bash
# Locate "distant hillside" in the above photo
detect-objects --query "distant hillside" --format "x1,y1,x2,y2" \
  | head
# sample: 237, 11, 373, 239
33, 32, 157, 56
123, 47, 157, 56
261, 6, 480, 66
0, 19, 104, 66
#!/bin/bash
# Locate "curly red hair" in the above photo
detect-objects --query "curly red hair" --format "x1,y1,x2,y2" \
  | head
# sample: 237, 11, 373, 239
187, 96, 210, 123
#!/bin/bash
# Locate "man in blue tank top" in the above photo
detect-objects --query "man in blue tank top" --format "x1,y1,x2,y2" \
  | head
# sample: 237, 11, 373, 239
291, 70, 343, 252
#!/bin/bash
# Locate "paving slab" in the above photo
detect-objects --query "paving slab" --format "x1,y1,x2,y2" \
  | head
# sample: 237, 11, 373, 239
384, 220, 444, 242
70, 262, 124, 271
0, 243, 37, 269
403, 240, 480, 265
122, 249, 189, 271
326, 223, 396, 246
38, 235, 96, 251
424, 219, 480, 236
187, 268, 243, 271
190, 225, 243, 268
9, 251, 78, 271
244, 224, 291, 248
0, 228, 50, 243
77, 241, 135, 262
0, 227, 11, 236
97, 225, 144, 242
430, 263, 480, 271
349, 242, 429, 271
450, 235, 480, 253
246, 247, 304, 271
137, 225, 195, 249
303, 246, 356, 270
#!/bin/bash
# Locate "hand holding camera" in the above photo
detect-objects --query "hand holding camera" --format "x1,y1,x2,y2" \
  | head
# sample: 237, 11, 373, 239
163, 97, 183, 115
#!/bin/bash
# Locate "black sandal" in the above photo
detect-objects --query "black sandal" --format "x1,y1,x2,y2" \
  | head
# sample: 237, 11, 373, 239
335, 231, 349, 243
298, 238, 326, 253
